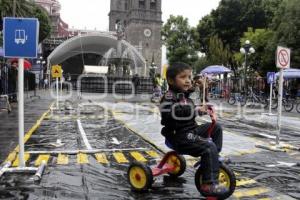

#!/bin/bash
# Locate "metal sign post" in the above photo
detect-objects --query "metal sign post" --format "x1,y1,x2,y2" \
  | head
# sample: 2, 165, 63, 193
269, 82, 273, 114
264, 72, 276, 116
18, 58, 25, 167
56, 78, 59, 109
51, 65, 62, 109
276, 69, 283, 144
2, 17, 46, 179
3, 17, 39, 167
276, 46, 291, 145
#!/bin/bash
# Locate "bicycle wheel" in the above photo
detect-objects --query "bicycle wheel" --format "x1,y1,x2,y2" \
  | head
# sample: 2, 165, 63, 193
296, 103, 300, 113
228, 97, 236, 105
284, 99, 294, 112
239, 96, 247, 106
271, 99, 278, 109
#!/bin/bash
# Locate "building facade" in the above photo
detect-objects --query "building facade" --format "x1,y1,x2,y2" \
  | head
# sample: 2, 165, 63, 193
109, 0, 162, 74
34, 0, 69, 37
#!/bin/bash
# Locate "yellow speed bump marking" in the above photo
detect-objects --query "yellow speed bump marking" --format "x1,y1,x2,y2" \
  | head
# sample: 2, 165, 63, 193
145, 150, 159, 158
236, 178, 257, 186
57, 154, 69, 165
77, 153, 89, 164
12, 153, 30, 167
233, 187, 270, 198
35, 154, 50, 166
5, 152, 17, 163
113, 152, 128, 163
130, 152, 147, 162
95, 153, 109, 164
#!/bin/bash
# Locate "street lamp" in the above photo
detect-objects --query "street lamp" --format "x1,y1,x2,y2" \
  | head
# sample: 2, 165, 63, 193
36, 56, 46, 88
240, 40, 255, 92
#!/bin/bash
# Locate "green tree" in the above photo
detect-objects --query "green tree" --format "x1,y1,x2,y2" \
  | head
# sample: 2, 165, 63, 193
207, 35, 232, 66
0, 0, 51, 46
196, 0, 281, 53
162, 15, 197, 66
271, 0, 300, 68
239, 28, 275, 76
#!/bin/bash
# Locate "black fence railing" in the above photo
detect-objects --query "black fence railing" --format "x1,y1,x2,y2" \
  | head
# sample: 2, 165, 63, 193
0, 65, 36, 101
63, 75, 154, 94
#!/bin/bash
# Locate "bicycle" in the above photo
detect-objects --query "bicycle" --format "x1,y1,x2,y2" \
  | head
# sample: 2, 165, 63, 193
228, 92, 247, 106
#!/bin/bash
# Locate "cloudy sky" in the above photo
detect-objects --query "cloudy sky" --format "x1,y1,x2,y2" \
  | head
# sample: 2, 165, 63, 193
58, 0, 221, 64
59, 0, 221, 30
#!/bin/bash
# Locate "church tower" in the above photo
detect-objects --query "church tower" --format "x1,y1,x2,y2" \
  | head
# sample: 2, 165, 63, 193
109, 0, 162, 75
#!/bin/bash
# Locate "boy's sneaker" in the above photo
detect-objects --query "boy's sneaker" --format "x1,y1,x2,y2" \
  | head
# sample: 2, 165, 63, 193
200, 183, 228, 196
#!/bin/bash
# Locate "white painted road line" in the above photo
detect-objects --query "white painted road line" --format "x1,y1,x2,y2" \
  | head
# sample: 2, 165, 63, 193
77, 119, 93, 150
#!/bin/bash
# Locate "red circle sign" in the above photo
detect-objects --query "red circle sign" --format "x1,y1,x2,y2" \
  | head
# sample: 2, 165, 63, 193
278, 49, 289, 67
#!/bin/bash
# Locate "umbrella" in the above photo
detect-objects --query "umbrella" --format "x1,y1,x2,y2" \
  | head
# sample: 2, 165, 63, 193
275, 68, 300, 79
8, 58, 32, 70
200, 65, 231, 75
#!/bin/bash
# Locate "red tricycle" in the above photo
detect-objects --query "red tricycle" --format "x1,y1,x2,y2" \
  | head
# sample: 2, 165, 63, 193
127, 117, 236, 199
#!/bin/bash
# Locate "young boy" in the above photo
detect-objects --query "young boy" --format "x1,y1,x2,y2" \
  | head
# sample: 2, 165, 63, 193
159, 62, 227, 196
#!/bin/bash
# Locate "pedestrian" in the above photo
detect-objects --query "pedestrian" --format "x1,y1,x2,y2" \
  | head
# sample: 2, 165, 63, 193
132, 74, 140, 94
159, 62, 227, 196
44, 78, 48, 89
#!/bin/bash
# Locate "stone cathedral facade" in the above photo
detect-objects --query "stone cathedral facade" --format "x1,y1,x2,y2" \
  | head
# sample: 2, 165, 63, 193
109, 0, 162, 75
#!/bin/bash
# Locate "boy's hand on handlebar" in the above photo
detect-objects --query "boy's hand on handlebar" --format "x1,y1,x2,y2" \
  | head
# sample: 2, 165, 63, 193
207, 106, 217, 121
196, 106, 207, 115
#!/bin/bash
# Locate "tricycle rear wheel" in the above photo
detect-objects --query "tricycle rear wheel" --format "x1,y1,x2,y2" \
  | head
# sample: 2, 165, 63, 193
127, 161, 153, 191
195, 162, 236, 199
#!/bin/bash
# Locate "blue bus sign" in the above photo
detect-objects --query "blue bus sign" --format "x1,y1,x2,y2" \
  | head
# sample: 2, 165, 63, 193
3, 17, 39, 58
267, 72, 276, 84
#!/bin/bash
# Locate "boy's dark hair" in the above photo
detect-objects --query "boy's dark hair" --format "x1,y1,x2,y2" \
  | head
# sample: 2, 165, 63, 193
166, 62, 192, 81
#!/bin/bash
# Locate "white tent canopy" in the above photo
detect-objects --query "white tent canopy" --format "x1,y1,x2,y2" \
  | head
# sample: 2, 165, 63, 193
47, 32, 145, 69
83, 65, 108, 74
275, 68, 300, 79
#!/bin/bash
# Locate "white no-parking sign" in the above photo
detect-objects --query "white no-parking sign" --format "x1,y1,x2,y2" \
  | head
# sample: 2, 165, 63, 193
276, 46, 290, 69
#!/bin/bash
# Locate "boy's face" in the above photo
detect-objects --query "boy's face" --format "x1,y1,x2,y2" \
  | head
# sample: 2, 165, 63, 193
173, 69, 192, 92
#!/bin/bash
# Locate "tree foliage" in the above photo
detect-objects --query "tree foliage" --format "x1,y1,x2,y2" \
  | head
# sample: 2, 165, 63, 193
161, 15, 198, 66
207, 35, 232, 66
196, 0, 281, 53
239, 28, 275, 76
271, 0, 300, 68
0, 0, 51, 46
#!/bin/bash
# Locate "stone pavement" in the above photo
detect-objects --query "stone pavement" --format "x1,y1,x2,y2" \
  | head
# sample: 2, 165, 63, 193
0, 90, 53, 163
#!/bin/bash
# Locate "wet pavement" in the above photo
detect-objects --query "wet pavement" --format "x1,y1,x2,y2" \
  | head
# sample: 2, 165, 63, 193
0, 91, 299, 199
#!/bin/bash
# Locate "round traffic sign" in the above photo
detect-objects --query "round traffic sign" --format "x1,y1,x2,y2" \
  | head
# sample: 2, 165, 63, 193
278, 49, 289, 67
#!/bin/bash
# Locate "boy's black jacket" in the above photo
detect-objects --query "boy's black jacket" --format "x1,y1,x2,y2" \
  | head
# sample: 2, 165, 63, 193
160, 88, 198, 137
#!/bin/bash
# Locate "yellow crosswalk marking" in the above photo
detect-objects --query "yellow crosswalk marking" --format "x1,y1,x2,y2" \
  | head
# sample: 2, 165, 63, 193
5, 152, 17, 163
57, 154, 69, 165
113, 152, 128, 163
95, 153, 109, 164
12, 153, 30, 167
130, 152, 147, 162
35, 154, 50, 166
236, 178, 256, 186
77, 153, 89, 164
233, 187, 270, 198
145, 150, 159, 158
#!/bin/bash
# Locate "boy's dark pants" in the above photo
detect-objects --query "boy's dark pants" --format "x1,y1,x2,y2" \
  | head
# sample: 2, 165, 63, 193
172, 123, 223, 183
